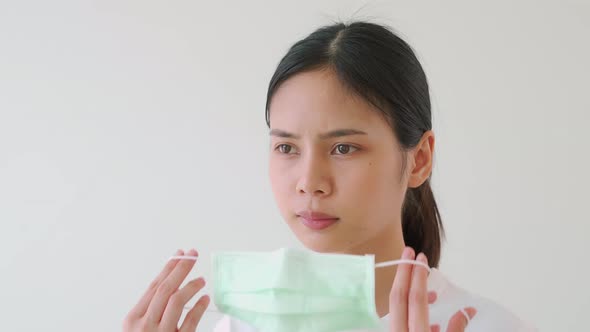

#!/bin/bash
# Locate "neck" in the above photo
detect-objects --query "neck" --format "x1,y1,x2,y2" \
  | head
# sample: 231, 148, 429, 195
344, 222, 405, 318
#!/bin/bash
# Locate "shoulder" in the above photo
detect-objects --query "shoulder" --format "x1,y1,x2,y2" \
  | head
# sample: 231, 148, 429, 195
429, 269, 537, 332
459, 293, 537, 332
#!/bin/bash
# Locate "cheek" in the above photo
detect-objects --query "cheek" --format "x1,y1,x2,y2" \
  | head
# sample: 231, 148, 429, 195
341, 162, 402, 213
268, 161, 292, 207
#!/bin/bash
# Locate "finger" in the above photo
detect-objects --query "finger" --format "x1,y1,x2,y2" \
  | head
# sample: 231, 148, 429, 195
179, 295, 210, 332
408, 252, 430, 331
146, 248, 199, 322
428, 291, 437, 305
129, 249, 184, 318
431, 325, 440, 332
160, 277, 206, 331
389, 246, 415, 332
446, 307, 477, 332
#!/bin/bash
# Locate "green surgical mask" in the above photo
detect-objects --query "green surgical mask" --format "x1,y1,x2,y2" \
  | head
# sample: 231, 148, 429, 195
209, 247, 431, 332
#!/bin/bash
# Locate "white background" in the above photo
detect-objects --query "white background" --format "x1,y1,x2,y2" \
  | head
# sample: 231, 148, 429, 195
1, 1, 588, 331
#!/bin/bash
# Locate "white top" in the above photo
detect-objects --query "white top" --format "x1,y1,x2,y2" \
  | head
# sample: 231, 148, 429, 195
212, 268, 537, 332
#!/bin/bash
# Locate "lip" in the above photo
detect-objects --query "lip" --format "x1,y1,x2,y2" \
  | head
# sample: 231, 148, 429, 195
297, 210, 339, 230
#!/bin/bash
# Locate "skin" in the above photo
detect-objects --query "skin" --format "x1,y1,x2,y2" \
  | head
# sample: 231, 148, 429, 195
267, 68, 476, 331
123, 68, 477, 331
123, 249, 209, 332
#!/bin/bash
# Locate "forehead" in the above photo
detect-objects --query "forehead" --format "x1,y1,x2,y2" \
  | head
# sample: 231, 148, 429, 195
268, 69, 387, 130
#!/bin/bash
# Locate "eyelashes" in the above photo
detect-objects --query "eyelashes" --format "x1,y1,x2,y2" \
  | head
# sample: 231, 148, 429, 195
274, 143, 359, 155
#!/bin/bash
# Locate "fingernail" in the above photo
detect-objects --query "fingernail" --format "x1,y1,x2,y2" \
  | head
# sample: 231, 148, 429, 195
402, 247, 414, 259
175, 249, 183, 255
462, 307, 477, 324
417, 252, 428, 264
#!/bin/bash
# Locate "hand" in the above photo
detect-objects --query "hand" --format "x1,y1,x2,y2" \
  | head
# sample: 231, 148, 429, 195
389, 247, 477, 332
123, 249, 210, 332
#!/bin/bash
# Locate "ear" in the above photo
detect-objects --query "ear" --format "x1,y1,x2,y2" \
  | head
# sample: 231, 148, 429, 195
407, 130, 435, 188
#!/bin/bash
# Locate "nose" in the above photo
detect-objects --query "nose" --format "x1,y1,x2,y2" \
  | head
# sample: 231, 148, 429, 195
295, 153, 332, 197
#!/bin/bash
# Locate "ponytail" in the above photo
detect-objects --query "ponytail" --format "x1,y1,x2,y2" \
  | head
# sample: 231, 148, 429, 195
402, 178, 444, 267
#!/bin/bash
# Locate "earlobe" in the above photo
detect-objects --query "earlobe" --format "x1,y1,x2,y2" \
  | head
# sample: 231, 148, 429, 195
407, 131, 435, 189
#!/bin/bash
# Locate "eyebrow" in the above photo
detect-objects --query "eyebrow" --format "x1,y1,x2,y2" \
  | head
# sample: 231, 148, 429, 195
269, 128, 367, 139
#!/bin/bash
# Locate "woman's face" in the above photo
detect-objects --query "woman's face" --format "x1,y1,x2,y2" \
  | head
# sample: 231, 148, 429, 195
268, 69, 410, 253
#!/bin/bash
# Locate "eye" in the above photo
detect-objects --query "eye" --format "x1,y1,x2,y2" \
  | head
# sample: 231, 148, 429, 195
332, 144, 358, 155
276, 144, 297, 154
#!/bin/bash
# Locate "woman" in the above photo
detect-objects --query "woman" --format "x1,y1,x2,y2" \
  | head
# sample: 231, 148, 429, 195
123, 21, 536, 332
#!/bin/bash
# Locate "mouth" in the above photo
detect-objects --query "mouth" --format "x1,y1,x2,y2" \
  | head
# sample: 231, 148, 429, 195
296, 211, 340, 230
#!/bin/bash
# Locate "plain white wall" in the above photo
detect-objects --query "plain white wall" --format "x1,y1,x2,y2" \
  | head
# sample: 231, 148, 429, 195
1, 1, 588, 331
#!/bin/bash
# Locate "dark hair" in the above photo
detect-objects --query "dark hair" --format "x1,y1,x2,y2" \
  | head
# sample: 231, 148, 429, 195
264, 21, 444, 267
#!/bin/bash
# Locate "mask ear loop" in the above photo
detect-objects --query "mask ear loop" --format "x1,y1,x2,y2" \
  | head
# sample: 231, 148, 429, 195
374, 259, 432, 273
169, 255, 197, 261
459, 308, 471, 323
